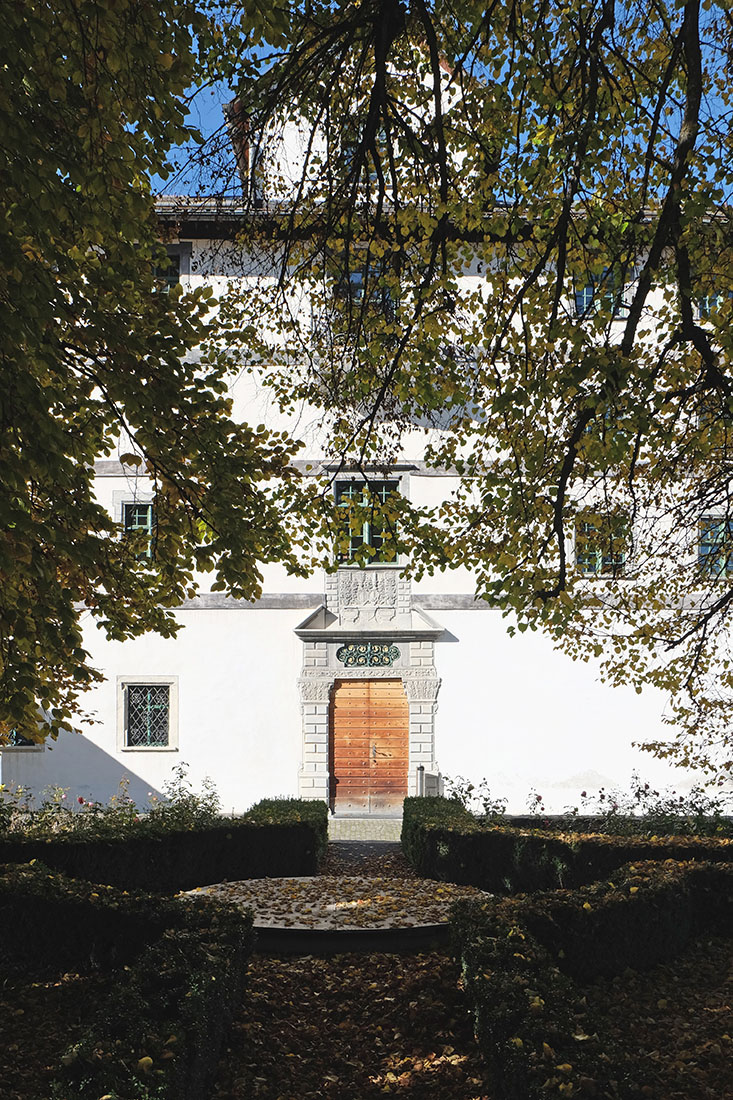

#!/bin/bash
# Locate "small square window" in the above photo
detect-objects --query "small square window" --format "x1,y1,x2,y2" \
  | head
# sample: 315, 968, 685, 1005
335, 480, 399, 563
118, 679, 178, 751
576, 512, 628, 577
699, 516, 733, 576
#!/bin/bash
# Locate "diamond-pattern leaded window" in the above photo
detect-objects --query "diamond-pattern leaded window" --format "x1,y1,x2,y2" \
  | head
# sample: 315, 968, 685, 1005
125, 684, 170, 747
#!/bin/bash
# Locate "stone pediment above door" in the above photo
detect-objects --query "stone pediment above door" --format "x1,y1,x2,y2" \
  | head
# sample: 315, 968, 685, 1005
295, 568, 442, 639
294, 603, 443, 642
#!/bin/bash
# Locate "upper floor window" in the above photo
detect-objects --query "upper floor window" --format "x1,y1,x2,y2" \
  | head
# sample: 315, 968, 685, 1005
574, 281, 596, 318
123, 502, 154, 559
695, 291, 733, 320
153, 243, 192, 291
574, 269, 628, 320
698, 516, 733, 577
335, 480, 400, 563
575, 511, 628, 577
336, 263, 396, 320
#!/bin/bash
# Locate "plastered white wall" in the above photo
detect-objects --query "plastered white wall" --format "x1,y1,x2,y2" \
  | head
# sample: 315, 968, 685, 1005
5, 598, 721, 815
2, 608, 305, 814
432, 609, 706, 812
5, 229, 727, 815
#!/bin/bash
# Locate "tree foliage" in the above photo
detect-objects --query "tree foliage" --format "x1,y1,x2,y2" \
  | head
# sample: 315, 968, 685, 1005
0, 0, 307, 743
7, 0, 733, 776
216, 0, 733, 774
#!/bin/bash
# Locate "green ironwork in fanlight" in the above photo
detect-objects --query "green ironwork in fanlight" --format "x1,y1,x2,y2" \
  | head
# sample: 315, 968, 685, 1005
336, 642, 400, 667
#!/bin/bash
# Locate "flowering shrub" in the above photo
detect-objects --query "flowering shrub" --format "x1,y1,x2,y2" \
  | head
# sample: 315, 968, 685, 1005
561, 772, 733, 837
442, 772, 733, 837
0, 766, 220, 840
147, 763, 221, 830
442, 775, 508, 821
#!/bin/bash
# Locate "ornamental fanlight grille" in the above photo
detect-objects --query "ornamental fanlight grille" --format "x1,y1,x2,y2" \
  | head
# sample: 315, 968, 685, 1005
336, 642, 400, 667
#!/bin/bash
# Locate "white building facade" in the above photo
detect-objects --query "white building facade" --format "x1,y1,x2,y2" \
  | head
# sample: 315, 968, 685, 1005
1, 208, 712, 816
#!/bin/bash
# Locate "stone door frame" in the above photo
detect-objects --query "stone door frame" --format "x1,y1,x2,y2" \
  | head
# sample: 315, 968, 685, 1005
297, 640, 440, 809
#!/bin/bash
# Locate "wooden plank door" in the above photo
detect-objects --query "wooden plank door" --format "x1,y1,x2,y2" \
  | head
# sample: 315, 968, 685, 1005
329, 679, 408, 813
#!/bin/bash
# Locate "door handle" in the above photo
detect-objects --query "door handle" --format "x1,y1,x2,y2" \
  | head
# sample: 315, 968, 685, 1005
372, 744, 377, 760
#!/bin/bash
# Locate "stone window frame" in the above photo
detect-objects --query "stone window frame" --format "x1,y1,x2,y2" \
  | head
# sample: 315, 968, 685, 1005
112, 489, 155, 528
116, 676, 179, 752
332, 469, 410, 568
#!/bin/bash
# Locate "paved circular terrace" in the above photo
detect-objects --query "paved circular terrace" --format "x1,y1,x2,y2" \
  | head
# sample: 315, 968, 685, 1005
185, 874, 488, 929
182, 873, 490, 952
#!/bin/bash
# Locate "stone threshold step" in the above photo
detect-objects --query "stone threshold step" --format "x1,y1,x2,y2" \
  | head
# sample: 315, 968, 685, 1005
328, 818, 403, 841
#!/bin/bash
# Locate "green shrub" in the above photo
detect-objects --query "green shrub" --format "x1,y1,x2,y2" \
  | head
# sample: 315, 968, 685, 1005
442, 775, 509, 820
452, 860, 733, 1100
559, 773, 733, 837
0, 797, 329, 892
1, 861, 253, 1100
146, 762, 222, 830
440, 771, 733, 837
402, 796, 733, 893
246, 796, 329, 865
0, 766, 221, 841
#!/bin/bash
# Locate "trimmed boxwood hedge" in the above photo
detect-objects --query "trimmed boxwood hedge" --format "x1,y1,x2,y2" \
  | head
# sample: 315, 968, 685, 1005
1, 860, 254, 1100
0, 797, 329, 892
451, 860, 733, 1100
401, 796, 733, 892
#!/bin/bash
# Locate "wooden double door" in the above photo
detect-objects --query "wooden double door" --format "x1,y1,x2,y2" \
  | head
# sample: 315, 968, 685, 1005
329, 679, 408, 813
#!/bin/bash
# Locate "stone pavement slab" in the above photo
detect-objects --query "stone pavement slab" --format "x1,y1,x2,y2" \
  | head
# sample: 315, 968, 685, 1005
327, 816, 402, 841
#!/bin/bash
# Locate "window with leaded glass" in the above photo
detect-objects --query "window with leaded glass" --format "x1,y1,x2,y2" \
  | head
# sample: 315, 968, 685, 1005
123, 502, 154, 558
125, 684, 170, 747
699, 517, 733, 577
575, 512, 628, 577
335, 480, 399, 562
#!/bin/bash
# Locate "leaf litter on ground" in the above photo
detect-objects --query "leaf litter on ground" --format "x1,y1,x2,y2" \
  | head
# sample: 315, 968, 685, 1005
212, 950, 492, 1100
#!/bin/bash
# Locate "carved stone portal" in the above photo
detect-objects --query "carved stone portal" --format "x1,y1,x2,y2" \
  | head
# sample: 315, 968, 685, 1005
337, 570, 398, 626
